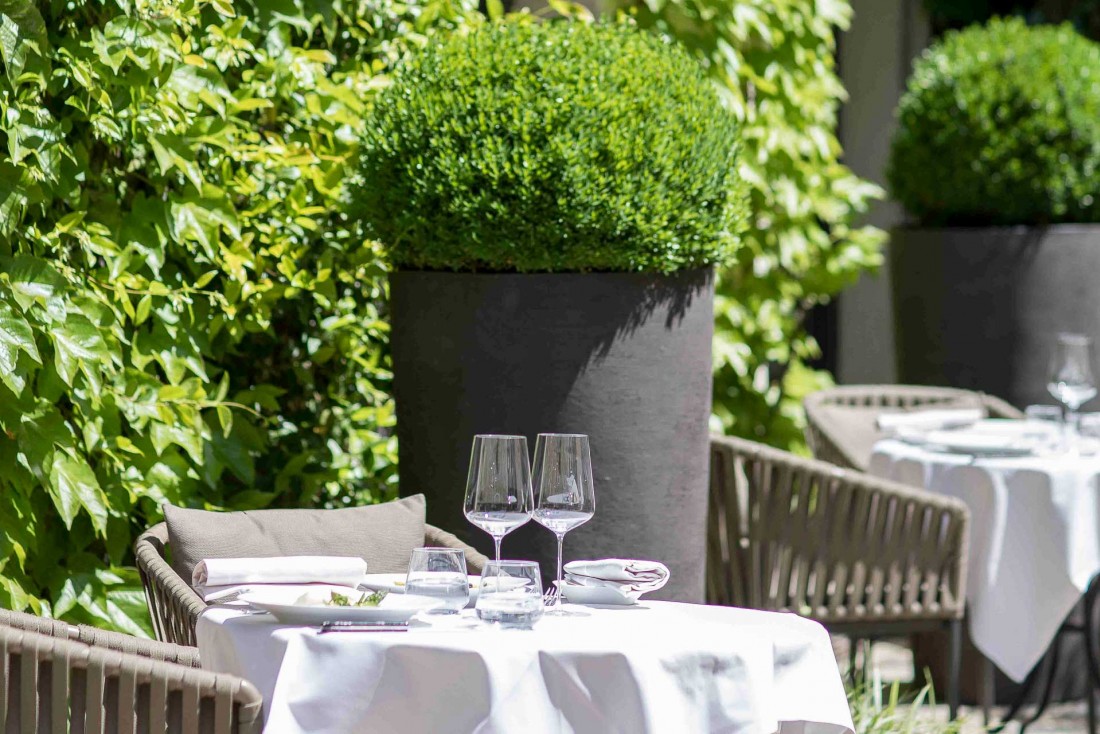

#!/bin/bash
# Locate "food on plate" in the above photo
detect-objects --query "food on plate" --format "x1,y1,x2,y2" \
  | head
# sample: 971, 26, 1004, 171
313, 590, 387, 607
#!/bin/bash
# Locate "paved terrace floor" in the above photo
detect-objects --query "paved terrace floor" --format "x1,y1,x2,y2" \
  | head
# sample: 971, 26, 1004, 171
831, 637, 1090, 733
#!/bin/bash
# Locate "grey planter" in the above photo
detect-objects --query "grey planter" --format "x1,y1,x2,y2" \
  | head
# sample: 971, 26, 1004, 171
891, 225, 1100, 409
893, 225, 1100, 703
390, 268, 715, 602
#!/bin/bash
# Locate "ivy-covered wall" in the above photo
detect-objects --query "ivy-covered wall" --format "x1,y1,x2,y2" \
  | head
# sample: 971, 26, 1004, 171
615, 0, 885, 449
0, 0, 880, 631
0, 0, 476, 632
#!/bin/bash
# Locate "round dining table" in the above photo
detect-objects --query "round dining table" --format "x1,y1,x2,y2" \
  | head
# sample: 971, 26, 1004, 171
197, 601, 853, 734
870, 437, 1100, 683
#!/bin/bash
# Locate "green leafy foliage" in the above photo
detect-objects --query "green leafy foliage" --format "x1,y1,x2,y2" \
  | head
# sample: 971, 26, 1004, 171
0, 0, 476, 632
352, 19, 747, 274
889, 18, 1100, 226
848, 675, 966, 734
0, 0, 882, 633
611, 0, 885, 449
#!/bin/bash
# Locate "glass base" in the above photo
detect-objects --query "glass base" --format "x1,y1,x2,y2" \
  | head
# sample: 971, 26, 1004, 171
542, 604, 586, 617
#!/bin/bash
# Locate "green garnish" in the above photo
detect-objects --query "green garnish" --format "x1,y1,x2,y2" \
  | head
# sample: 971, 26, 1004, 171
324, 590, 387, 607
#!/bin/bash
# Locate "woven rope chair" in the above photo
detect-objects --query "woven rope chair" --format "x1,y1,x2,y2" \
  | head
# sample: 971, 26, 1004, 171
804, 384, 1024, 472
0, 616, 261, 733
136, 521, 488, 646
707, 434, 969, 718
0, 608, 202, 668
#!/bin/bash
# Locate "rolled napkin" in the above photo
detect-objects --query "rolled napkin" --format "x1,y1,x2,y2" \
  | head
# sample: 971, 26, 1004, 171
192, 556, 367, 602
563, 559, 670, 601
875, 408, 982, 433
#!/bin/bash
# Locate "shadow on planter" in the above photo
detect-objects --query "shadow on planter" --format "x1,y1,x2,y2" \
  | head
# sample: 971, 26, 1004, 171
391, 268, 715, 602
892, 225, 1100, 409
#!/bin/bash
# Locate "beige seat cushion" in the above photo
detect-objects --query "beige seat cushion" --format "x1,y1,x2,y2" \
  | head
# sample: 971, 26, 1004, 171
163, 495, 427, 585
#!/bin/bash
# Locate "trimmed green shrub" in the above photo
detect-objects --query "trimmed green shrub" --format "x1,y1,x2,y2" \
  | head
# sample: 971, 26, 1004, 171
352, 20, 747, 274
0, 0, 474, 632
889, 18, 1100, 226
613, 0, 885, 449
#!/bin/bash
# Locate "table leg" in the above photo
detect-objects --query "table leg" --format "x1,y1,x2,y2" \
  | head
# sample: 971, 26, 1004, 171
1084, 575, 1100, 734
1018, 634, 1062, 734
1088, 684, 1096, 734
981, 656, 995, 726
948, 619, 961, 721
992, 649, 1048, 733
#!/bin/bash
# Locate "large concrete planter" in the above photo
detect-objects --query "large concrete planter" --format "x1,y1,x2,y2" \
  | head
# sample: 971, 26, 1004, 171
892, 225, 1100, 407
390, 269, 715, 602
893, 225, 1100, 703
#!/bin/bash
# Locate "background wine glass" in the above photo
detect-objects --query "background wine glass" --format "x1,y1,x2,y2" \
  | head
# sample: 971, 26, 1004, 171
1047, 333, 1097, 451
464, 435, 533, 562
532, 433, 595, 615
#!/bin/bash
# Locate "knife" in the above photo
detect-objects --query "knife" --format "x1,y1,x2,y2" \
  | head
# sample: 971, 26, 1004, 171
318, 621, 409, 634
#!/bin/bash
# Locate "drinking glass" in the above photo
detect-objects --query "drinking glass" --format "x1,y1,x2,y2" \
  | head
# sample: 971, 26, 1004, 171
532, 433, 595, 616
406, 548, 469, 614
475, 560, 543, 628
1025, 404, 1062, 424
1047, 333, 1097, 451
464, 435, 533, 562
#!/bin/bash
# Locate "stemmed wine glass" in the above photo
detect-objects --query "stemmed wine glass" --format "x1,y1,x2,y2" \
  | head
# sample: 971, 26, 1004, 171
532, 433, 595, 615
1047, 333, 1097, 452
464, 435, 533, 562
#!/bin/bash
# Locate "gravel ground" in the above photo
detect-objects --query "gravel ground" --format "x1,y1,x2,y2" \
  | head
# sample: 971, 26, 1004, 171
831, 636, 1092, 733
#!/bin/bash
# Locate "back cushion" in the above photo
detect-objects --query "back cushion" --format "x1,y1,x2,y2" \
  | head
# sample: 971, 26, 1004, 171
163, 495, 427, 584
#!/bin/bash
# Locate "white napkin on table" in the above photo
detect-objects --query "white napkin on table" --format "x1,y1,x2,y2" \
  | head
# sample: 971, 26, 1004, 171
192, 556, 367, 602
876, 408, 982, 432
563, 559, 670, 600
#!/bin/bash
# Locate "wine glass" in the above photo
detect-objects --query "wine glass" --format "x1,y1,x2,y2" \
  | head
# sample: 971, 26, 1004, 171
1047, 333, 1097, 452
532, 433, 595, 616
464, 435, 533, 562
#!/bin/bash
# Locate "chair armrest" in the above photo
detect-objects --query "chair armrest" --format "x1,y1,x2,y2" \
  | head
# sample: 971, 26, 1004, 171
74, 624, 202, 667
134, 523, 207, 646
425, 524, 488, 574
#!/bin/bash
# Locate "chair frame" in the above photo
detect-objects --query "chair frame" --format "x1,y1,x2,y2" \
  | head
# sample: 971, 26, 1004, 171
0, 608, 202, 668
136, 521, 488, 646
0, 616, 262, 733
707, 434, 969, 717
804, 384, 1024, 472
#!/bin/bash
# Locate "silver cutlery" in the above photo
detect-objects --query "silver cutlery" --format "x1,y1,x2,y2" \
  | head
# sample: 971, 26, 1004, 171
208, 588, 251, 605
318, 621, 409, 634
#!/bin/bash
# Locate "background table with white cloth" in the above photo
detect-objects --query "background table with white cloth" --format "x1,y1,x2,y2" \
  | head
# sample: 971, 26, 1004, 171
869, 439, 1100, 682
198, 601, 853, 734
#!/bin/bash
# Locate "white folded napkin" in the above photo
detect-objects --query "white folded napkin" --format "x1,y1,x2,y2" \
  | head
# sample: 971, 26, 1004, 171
563, 559, 670, 601
192, 556, 367, 602
875, 408, 982, 432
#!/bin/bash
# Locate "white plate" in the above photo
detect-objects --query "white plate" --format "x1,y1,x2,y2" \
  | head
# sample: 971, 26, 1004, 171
923, 431, 1034, 456
240, 587, 442, 625
556, 582, 637, 606
910, 419, 1057, 456
361, 574, 483, 603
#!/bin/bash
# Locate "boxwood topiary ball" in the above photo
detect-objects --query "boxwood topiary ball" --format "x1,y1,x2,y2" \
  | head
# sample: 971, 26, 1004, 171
351, 20, 746, 273
889, 18, 1100, 226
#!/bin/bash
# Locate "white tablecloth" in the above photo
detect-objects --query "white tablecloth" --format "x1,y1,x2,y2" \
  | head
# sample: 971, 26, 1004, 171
870, 439, 1100, 682
197, 602, 853, 734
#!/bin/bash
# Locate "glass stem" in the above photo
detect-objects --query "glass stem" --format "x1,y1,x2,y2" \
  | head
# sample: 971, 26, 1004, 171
555, 532, 565, 607
1068, 406, 1080, 454
493, 535, 502, 563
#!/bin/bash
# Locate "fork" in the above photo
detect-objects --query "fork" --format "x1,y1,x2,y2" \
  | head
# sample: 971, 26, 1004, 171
542, 588, 559, 607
